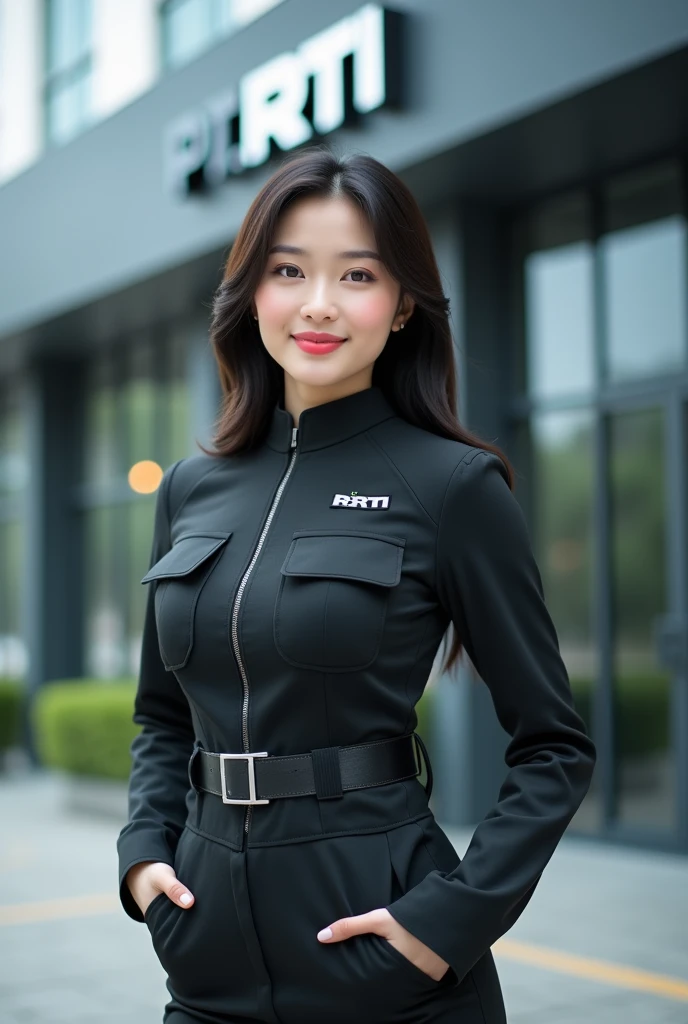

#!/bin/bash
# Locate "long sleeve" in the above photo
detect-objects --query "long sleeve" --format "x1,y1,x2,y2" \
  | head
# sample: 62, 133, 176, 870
385, 449, 597, 985
116, 458, 196, 922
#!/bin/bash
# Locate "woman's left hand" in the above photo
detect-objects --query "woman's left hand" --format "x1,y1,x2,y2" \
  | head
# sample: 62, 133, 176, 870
317, 907, 450, 982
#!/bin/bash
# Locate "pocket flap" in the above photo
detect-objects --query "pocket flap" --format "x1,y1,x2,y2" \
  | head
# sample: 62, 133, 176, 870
281, 532, 405, 587
141, 532, 232, 584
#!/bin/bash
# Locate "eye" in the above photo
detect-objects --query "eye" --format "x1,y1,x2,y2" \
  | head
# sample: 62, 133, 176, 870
344, 269, 375, 283
273, 264, 303, 278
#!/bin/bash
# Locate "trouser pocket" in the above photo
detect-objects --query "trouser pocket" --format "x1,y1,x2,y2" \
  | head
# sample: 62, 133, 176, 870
145, 828, 259, 1018
246, 830, 449, 1024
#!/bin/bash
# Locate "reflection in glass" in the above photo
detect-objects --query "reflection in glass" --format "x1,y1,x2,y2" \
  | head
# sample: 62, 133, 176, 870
47, 0, 92, 72
0, 394, 30, 497
84, 506, 125, 678
127, 496, 157, 676
45, 0, 93, 144
525, 243, 595, 399
519, 193, 594, 399
0, 386, 28, 679
526, 411, 600, 830
0, 521, 27, 678
81, 334, 191, 680
47, 77, 91, 146
125, 346, 158, 469
602, 218, 686, 382
162, 0, 216, 69
602, 162, 686, 382
609, 409, 674, 829
84, 380, 119, 486
164, 329, 191, 464
161, 0, 286, 69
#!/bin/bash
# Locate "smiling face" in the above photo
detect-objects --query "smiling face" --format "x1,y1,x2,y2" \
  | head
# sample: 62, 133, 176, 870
252, 194, 414, 416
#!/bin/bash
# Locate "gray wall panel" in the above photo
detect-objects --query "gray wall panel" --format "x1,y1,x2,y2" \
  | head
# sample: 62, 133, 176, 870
1, 0, 688, 340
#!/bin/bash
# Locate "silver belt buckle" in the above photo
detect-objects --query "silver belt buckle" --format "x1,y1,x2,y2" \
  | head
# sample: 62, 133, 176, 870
219, 751, 270, 805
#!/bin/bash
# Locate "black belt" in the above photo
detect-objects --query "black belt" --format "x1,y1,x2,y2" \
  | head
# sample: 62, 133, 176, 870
191, 732, 432, 805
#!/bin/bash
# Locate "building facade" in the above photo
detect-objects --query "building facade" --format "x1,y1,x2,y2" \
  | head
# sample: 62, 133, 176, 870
1, 0, 687, 855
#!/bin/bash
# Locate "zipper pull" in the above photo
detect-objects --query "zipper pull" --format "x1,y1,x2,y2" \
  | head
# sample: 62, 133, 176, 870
291, 427, 298, 449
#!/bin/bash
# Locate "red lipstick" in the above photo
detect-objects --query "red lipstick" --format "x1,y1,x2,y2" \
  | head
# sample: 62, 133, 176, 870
292, 331, 347, 355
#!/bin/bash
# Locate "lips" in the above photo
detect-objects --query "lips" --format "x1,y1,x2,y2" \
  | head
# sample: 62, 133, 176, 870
292, 331, 347, 355
292, 332, 347, 343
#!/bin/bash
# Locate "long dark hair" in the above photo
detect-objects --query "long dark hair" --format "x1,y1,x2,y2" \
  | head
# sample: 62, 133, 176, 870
204, 146, 514, 672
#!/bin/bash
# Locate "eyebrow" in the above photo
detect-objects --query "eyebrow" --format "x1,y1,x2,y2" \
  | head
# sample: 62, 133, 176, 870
267, 244, 382, 261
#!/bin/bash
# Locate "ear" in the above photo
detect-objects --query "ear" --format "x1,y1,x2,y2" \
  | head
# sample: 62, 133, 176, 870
392, 294, 416, 332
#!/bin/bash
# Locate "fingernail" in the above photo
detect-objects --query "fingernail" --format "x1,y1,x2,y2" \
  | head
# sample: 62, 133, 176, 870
179, 893, 192, 906
317, 927, 332, 941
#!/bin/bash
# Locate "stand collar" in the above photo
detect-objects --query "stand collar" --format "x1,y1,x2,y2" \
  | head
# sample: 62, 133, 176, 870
266, 386, 397, 453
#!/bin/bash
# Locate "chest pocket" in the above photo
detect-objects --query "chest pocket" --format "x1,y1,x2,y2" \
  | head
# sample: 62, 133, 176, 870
141, 532, 232, 671
274, 531, 405, 672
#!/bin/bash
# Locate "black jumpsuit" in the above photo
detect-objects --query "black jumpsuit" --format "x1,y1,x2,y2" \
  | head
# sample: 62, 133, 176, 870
117, 385, 596, 1024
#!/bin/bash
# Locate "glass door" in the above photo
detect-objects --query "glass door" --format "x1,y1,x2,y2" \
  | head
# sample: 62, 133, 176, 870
511, 157, 688, 850
606, 402, 683, 835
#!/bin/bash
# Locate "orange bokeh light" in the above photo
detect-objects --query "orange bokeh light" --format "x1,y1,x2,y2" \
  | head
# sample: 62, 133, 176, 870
128, 460, 164, 494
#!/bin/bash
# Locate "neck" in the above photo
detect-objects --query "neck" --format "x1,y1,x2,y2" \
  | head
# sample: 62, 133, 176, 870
283, 369, 374, 424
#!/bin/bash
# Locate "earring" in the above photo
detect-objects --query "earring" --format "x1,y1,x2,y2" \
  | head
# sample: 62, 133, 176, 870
400, 322, 405, 330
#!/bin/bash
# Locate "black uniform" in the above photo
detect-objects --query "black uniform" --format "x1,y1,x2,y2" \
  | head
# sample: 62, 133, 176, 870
117, 386, 596, 1024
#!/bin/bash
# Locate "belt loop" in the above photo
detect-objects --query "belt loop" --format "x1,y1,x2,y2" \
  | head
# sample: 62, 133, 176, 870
311, 746, 344, 800
188, 743, 200, 791
412, 732, 433, 802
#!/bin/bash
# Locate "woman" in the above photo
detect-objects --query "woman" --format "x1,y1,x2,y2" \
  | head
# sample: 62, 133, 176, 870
118, 147, 596, 1024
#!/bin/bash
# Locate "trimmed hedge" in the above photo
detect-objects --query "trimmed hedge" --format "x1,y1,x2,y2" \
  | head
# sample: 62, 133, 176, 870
30, 670, 668, 782
570, 672, 669, 757
31, 676, 436, 782
33, 679, 139, 780
0, 678, 24, 751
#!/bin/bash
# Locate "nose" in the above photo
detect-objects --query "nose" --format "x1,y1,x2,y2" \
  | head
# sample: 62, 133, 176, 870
300, 279, 338, 324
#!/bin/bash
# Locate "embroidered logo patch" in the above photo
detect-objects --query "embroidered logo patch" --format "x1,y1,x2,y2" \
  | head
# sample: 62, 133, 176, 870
330, 491, 391, 510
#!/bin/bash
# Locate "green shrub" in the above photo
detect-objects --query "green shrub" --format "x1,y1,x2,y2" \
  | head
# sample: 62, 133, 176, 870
0, 678, 24, 751
570, 672, 670, 756
33, 679, 139, 780
414, 685, 433, 750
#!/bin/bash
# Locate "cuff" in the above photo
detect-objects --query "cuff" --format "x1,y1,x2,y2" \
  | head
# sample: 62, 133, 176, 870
117, 827, 176, 922
384, 870, 498, 988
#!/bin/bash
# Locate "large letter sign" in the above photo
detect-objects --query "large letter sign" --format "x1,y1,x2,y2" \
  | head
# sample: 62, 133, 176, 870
165, 3, 403, 197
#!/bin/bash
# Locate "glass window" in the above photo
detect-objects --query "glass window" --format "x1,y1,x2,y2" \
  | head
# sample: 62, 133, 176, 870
601, 163, 686, 383
81, 333, 191, 679
519, 193, 595, 400
161, 0, 285, 69
163, 328, 191, 464
126, 496, 157, 676
83, 505, 125, 678
609, 408, 674, 829
0, 385, 29, 680
45, 0, 93, 145
521, 411, 601, 831
124, 334, 158, 469
161, 0, 217, 69
84, 350, 120, 487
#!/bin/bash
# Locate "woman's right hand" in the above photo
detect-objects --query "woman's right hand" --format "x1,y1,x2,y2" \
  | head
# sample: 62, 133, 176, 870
126, 860, 195, 917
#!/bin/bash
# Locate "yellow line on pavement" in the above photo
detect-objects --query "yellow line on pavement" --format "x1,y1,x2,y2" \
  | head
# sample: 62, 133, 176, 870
1, 897, 686, 1005
494, 937, 688, 1002
0, 893, 119, 925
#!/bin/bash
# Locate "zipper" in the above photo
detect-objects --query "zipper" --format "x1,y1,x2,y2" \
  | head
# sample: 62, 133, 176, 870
230, 425, 299, 838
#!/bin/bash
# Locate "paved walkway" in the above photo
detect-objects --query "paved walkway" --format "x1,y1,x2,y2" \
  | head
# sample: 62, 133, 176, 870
1, 769, 686, 1023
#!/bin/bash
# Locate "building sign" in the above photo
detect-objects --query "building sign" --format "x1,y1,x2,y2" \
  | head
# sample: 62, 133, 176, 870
165, 3, 404, 197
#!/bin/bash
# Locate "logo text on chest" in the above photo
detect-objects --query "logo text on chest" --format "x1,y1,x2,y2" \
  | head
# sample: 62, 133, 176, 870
330, 493, 391, 510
